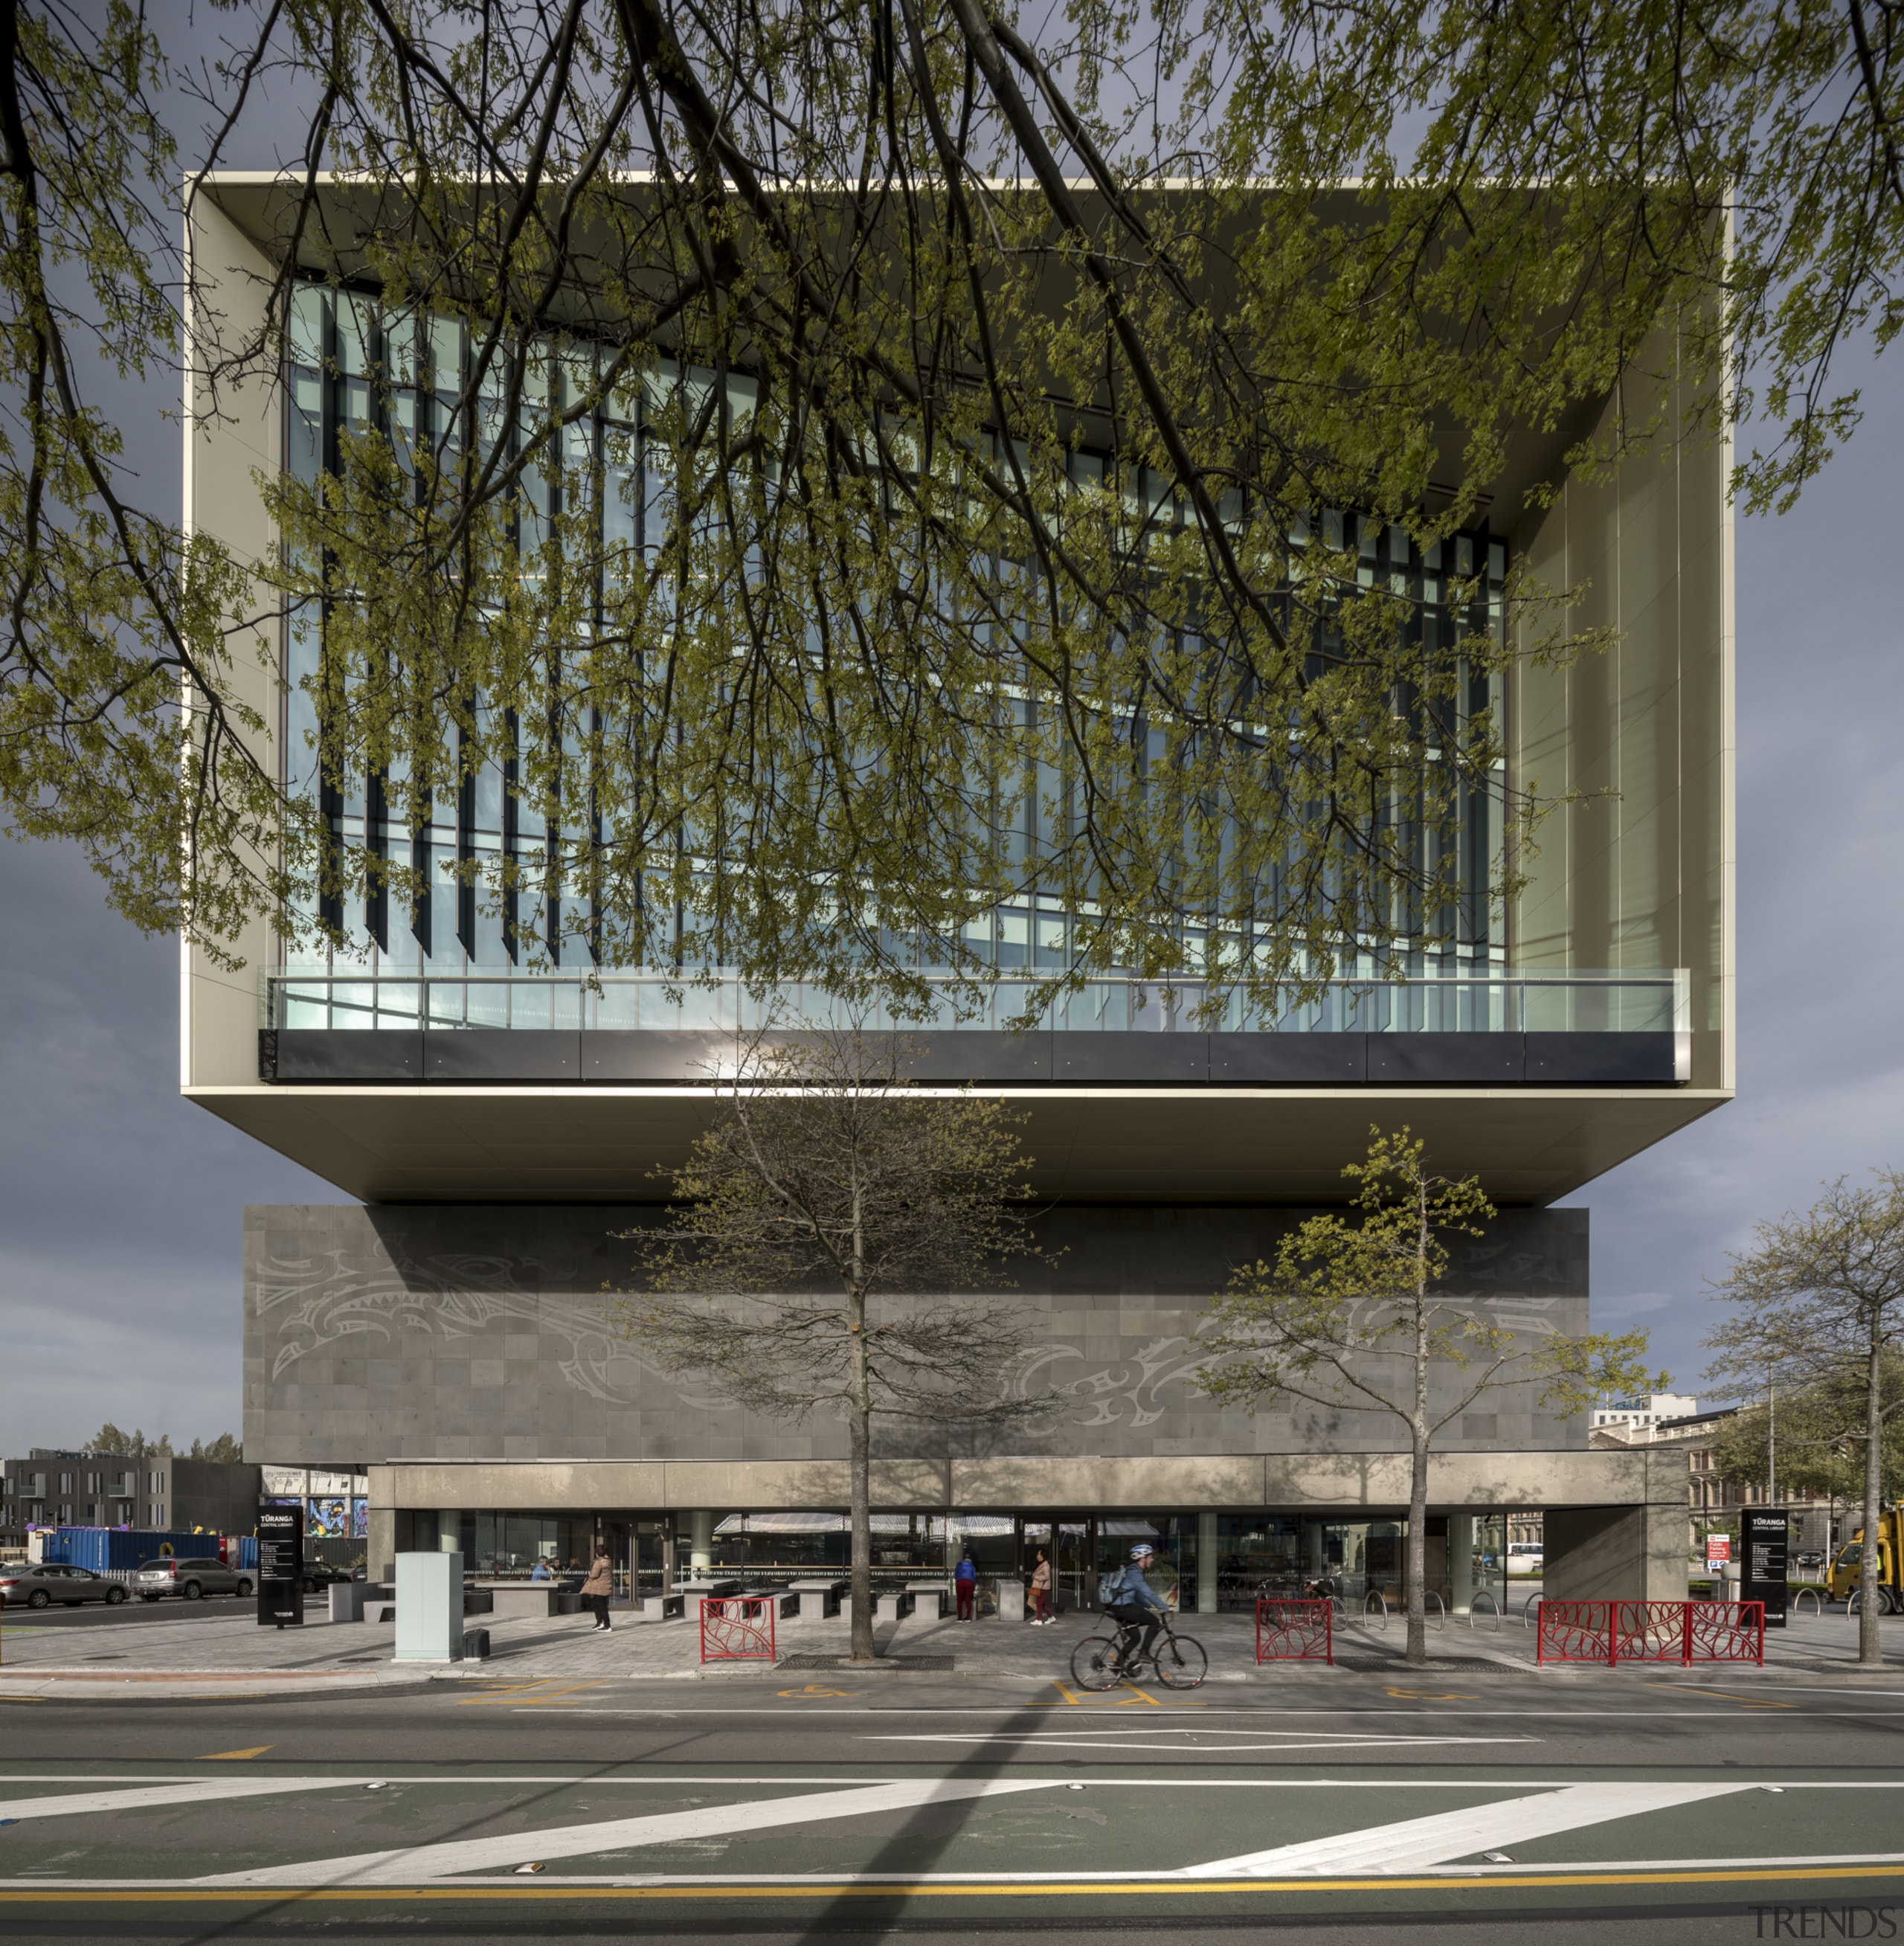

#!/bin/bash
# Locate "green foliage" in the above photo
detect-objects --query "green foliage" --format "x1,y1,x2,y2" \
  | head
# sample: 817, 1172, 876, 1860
5, 0, 1902, 992
83, 1425, 167, 1459
1197, 1125, 1659, 1662
1705, 1171, 1904, 1661
1708, 1354, 1904, 1500
82, 1426, 240, 1462
1198, 1128, 1662, 1429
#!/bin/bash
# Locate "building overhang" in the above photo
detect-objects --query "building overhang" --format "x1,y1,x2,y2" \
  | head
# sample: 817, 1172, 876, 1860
371, 1450, 1689, 1514
193, 1081, 1729, 1205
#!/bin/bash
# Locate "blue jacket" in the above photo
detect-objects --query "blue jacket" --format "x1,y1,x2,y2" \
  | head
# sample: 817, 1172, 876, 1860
954, 1557, 978, 1581
1104, 1562, 1168, 1611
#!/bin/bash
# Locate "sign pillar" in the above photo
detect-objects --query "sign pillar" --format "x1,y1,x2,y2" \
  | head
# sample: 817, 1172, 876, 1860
257, 1503, 303, 1629
1741, 1506, 1789, 1629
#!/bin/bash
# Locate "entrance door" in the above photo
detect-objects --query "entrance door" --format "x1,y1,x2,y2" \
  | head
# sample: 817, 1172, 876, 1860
1020, 1516, 1096, 1612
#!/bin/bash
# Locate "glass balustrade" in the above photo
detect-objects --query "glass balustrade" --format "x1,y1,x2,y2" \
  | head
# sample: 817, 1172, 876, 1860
263, 966, 1689, 1036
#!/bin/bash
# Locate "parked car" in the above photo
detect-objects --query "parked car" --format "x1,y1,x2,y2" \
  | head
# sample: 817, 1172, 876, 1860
0, 1564, 129, 1608
298, 1561, 356, 1592
133, 1556, 253, 1602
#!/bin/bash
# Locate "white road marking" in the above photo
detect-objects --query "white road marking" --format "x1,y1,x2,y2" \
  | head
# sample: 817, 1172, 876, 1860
0, 1780, 364, 1822
869, 1729, 1534, 1753
5, 1774, 1904, 1790
1183, 1780, 1759, 1877
234, 1850, 1904, 1884
188, 1777, 1063, 1887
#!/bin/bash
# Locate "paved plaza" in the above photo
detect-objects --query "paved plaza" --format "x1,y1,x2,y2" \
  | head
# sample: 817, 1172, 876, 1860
1, 1595, 1897, 1698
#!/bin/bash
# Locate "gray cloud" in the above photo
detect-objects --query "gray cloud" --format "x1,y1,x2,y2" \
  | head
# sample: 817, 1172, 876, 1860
1568, 338, 1904, 1401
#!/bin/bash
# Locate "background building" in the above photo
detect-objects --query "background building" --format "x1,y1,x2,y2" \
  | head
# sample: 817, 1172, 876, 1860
0, 1449, 261, 1550
1592, 1393, 1702, 1432
1589, 1405, 1839, 1562
188, 176, 1732, 1613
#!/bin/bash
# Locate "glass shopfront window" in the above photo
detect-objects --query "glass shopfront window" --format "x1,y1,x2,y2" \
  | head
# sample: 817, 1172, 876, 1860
399, 1503, 1511, 1615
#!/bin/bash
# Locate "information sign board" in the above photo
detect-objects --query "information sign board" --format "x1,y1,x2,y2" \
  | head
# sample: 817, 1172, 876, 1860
257, 1502, 304, 1628
1740, 1507, 1789, 1629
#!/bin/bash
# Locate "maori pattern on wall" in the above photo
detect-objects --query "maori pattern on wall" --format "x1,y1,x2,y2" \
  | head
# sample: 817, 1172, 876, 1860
243, 1202, 1590, 1467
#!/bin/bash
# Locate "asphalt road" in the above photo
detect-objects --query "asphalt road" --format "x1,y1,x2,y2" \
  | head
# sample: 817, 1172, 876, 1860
1, 1669, 1901, 1944
1, 1592, 315, 1631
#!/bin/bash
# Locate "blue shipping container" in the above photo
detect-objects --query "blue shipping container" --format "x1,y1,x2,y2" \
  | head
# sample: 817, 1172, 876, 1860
41, 1529, 228, 1573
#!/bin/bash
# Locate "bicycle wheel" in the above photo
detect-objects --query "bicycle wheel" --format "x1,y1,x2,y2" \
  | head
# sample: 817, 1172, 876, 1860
1153, 1631, 1207, 1690
1070, 1633, 1126, 1692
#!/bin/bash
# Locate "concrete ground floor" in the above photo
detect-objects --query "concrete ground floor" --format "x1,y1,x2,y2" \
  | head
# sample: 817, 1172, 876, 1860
367, 1450, 1694, 1608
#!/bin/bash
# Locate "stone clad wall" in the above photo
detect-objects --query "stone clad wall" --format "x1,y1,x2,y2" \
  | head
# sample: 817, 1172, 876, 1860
243, 1202, 1589, 1469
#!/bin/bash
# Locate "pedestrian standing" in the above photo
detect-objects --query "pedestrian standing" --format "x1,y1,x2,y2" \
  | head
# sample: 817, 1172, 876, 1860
1029, 1547, 1052, 1625
954, 1549, 978, 1621
581, 1549, 614, 1631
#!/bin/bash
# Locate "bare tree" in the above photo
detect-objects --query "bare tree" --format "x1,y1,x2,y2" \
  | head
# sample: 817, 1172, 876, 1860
1197, 1128, 1661, 1666
1706, 1174, 1904, 1665
623, 1028, 1047, 1660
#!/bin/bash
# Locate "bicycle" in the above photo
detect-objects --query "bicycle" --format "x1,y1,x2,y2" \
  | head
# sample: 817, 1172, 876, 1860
1070, 1608, 1207, 1691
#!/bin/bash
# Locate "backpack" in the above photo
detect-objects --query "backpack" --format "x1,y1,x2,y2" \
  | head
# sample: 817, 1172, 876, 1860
1096, 1568, 1125, 1606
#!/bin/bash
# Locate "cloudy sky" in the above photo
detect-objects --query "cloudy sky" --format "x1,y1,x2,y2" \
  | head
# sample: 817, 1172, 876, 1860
1, 22, 1900, 1456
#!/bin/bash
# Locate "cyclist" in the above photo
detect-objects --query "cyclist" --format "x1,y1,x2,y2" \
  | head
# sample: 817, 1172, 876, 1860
1102, 1543, 1174, 1671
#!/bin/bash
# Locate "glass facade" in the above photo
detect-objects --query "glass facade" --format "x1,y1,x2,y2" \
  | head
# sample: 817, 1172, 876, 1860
414, 1505, 1508, 1616
277, 280, 1523, 1036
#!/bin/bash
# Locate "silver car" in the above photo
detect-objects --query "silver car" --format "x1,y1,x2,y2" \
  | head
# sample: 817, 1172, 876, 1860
0, 1564, 130, 1609
133, 1555, 253, 1602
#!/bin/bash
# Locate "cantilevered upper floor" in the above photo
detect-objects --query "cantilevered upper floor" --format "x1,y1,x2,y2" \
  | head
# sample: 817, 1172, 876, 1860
178, 179, 1733, 1206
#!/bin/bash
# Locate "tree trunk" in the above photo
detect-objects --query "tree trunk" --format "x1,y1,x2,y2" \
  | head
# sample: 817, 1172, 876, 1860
848, 1279, 874, 1660
848, 1170, 875, 1662
1860, 1325, 1883, 1666
1406, 1196, 1430, 1666
1406, 1431, 1429, 1666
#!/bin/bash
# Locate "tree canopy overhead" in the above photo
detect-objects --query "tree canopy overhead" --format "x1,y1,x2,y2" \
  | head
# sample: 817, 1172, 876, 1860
3, 0, 1894, 1005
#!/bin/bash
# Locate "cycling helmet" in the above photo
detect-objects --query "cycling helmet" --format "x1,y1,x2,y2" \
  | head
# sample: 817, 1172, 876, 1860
1129, 1543, 1155, 1561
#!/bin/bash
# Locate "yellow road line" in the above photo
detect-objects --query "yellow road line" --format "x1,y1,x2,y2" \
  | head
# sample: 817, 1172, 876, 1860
198, 1748, 273, 1762
1643, 1684, 1795, 1710
457, 1681, 610, 1708
8, 1864, 1904, 1901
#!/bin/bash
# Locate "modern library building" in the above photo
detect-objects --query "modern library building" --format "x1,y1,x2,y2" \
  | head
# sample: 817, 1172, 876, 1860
187, 175, 1730, 1615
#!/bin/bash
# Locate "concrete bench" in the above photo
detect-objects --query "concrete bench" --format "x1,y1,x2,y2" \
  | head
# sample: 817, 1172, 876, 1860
474, 1584, 559, 1621
791, 1581, 841, 1622
906, 1581, 949, 1619
875, 1590, 916, 1624
640, 1592, 686, 1622
732, 1587, 802, 1621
